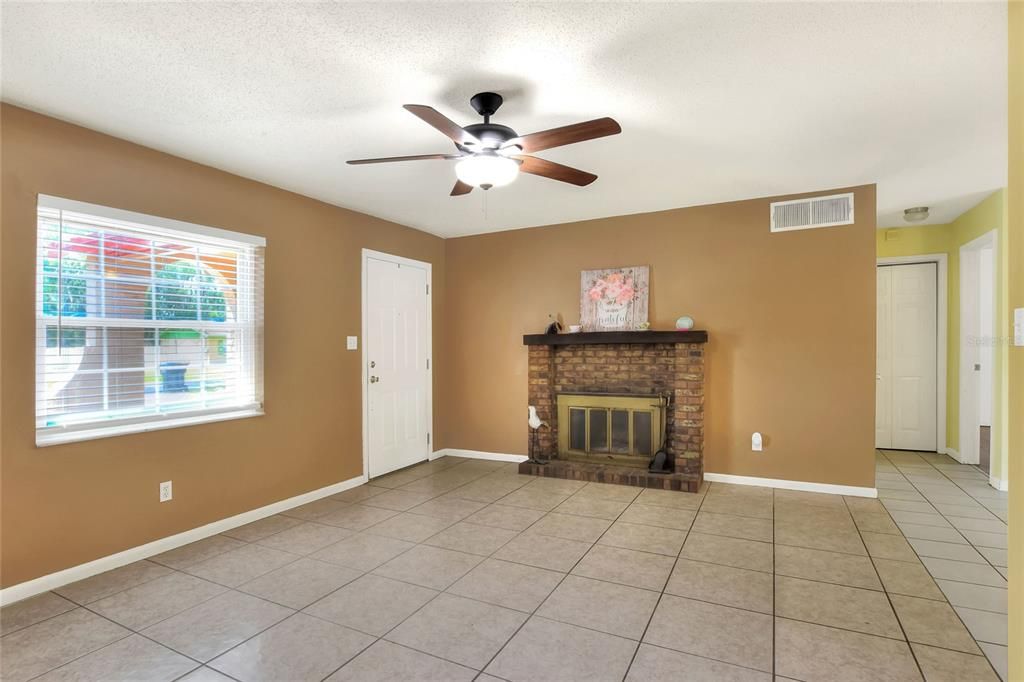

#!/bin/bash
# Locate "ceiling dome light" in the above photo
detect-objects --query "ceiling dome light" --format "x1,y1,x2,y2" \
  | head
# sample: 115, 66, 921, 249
903, 207, 930, 223
455, 153, 520, 190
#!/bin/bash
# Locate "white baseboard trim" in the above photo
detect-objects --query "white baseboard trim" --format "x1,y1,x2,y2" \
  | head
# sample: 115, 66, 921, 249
432, 448, 528, 463
943, 447, 961, 459
0, 474, 368, 607
989, 475, 1009, 492
704, 472, 878, 498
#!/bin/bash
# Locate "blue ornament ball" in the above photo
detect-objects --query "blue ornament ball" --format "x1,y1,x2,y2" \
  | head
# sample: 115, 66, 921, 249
675, 316, 694, 330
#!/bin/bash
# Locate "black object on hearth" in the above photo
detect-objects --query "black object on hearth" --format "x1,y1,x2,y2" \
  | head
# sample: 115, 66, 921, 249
648, 449, 671, 474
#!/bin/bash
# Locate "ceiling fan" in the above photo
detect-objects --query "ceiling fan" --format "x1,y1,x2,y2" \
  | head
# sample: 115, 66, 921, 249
347, 92, 621, 196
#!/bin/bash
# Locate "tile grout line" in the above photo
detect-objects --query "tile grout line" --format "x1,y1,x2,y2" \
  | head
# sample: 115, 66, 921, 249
316, 476, 637, 680
881, 452, 1008, 592
617, 481, 710, 682
19, 552, 305, 680
771, 486, 777, 679
81, 585, 293, 677
19, 614, 138, 682
308, 462, 524, 679
23, 458, 502, 682
896, 450, 1008, 668
915, 454, 1008, 581
283, 458, 515, 681
843, 474, 928, 679
876, 450, 1004, 679
10, 455, 1003, 681
473, 479, 649, 679
26, 566, 252, 679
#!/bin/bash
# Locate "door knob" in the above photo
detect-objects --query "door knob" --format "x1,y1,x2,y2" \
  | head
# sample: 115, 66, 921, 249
370, 376, 379, 383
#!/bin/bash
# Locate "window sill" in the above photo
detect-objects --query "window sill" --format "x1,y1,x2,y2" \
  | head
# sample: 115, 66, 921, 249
36, 407, 264, 447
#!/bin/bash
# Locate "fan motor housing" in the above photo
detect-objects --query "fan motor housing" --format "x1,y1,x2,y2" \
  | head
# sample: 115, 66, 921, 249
460, 123, 518, 150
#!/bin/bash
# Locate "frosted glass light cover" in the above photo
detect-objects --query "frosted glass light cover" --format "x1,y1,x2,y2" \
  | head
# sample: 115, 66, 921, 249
455, 154, 520, 188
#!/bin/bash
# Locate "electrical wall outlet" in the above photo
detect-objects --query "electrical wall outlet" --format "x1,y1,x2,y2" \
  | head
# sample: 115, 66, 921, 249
346, 336, 358, 350
751, 432, 763, 452
159, 481, 173, 502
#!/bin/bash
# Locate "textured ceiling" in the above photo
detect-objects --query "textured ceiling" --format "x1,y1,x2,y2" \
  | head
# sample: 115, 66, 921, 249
1, 2, 1007, 237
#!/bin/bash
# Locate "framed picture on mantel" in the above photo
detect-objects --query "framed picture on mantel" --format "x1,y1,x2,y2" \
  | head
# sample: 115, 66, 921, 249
580, 265, 649, 331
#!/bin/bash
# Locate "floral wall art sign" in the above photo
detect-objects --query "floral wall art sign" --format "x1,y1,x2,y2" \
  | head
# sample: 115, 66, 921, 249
580, 266, 649, 331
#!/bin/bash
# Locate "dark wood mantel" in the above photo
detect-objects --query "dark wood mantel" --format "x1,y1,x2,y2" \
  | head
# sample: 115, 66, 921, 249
523, 330, 708, 346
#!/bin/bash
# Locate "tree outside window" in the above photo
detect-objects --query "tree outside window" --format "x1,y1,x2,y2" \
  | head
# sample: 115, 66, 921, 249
146, 261, 228, 341
41, 255, 88, 347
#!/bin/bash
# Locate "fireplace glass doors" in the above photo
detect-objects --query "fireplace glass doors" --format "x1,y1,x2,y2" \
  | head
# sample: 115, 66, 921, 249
556, 393, 666, 467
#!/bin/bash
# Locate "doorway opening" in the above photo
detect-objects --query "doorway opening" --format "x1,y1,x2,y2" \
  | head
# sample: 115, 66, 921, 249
959, 230, 997, 469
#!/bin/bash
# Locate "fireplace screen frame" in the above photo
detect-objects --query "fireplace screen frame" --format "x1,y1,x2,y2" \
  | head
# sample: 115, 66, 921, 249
556, 392, 667, 466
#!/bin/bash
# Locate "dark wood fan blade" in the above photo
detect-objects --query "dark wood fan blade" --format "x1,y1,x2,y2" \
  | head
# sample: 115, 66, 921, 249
347, 154, 459, 165
512, 117, 621, 153
515, 156, 597, 186
451, 180, 473, 196
404, 105, 481, 147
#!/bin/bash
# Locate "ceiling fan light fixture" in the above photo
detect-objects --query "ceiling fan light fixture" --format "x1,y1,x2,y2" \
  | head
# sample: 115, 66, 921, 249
903, 206, 930, 222
348, 93, 621, 196
455, 153, 520, 190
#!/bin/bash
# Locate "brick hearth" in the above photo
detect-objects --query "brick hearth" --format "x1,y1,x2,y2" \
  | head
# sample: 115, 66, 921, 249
522, 331, 707, 492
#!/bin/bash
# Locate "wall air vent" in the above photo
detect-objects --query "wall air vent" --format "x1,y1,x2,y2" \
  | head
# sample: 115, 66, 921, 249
770, 192, 854, 233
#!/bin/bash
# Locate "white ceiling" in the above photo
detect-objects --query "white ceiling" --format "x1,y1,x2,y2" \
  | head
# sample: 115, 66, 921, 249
1, 2, 1007, 238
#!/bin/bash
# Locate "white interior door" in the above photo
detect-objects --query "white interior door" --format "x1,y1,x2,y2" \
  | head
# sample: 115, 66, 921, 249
876, 267, 894, 449
876, 263, 937, 451
365, 252, 430, 478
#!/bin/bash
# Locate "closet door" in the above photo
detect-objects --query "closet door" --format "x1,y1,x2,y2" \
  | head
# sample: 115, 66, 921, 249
876, 267, 893, 449
876, 264, 937, 451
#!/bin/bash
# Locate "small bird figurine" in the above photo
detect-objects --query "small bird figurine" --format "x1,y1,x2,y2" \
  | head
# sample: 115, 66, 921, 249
528, 406, 547, 430
527, 406, 549, 464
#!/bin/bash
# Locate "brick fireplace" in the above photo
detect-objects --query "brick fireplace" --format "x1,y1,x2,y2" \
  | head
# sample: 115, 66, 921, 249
520, 331, 708, 492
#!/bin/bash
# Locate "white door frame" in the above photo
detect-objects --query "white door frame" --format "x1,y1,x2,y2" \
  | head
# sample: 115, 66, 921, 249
876, 254, 947, 455
958, 229, 998, 466
361, 248, 433, 479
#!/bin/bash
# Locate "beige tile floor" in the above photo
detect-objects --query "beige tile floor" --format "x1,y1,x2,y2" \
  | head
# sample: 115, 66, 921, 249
0, 451, 1009, 681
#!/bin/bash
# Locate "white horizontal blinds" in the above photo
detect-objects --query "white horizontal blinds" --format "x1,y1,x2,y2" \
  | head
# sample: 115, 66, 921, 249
36, 200, 265, 434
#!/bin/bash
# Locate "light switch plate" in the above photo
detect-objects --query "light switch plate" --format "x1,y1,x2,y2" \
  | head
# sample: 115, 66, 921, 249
1015, 308, 1024, 347
346, 336, 358, 350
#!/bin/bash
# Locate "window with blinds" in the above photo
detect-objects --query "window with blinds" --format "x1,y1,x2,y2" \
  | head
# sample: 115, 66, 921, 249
35, 195, 265, 445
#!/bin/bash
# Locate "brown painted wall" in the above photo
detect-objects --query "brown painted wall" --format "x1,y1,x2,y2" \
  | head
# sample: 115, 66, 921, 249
0, 105, 446, 587
441, 186, 877, 488
0, 104, 878, 588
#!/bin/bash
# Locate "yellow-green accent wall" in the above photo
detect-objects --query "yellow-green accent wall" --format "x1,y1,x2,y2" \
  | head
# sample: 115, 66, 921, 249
1006, 0, 1021, 676
877, 190, 1008, 487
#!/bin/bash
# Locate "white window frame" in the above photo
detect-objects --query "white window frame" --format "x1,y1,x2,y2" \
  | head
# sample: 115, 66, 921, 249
35, 195, 266, 447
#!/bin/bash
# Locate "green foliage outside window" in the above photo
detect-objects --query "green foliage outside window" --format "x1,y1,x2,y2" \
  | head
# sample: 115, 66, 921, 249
41, 257, 229, 345
42, 255, 87, 347
145, 261, 228, 341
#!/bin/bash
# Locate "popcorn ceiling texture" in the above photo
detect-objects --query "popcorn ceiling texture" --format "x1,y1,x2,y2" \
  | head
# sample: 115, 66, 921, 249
0, 2, 1007, 236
